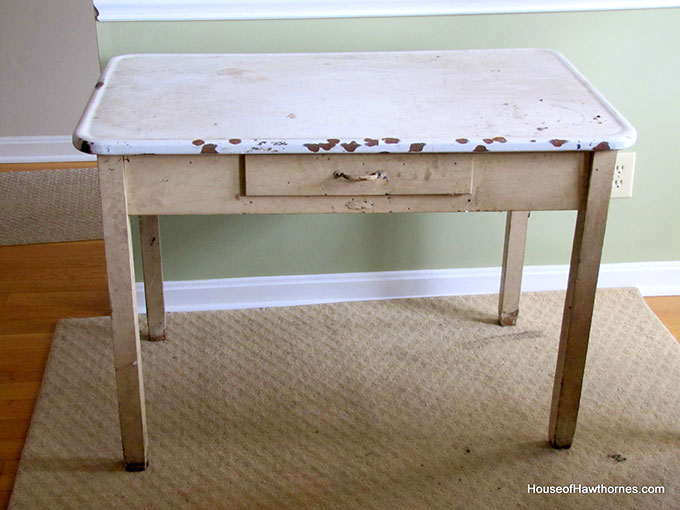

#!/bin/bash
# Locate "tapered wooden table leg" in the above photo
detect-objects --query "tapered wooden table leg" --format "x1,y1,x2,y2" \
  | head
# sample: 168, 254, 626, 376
549, 151, 616, 448
140, 215, 166, 341
499, 211, 530, 326
99, 156, 149, 471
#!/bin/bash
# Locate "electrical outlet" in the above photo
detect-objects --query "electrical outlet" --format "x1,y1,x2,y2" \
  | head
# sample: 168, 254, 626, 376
611, 152, 635, 198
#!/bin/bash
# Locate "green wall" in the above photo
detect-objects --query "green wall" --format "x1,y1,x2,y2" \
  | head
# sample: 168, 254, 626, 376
96, 9, 680, 281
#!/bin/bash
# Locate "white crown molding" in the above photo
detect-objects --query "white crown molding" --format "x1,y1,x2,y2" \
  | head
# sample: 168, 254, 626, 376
0, 136, 96, 163
94, 0, 680, 22
136, 261, 680, 313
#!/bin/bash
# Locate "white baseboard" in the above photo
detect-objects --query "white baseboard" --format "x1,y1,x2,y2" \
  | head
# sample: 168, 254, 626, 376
136, 261, 680, 313
0, 136, 96, 163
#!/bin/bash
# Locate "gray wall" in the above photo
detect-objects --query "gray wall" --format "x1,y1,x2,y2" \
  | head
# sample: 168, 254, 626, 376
0, 0, 100, 136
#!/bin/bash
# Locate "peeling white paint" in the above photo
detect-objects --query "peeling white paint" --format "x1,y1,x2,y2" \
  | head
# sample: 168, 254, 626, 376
74, 50, 636, 156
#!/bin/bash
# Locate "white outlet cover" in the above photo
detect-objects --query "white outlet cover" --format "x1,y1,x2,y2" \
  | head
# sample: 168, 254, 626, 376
612, 152, 635, 198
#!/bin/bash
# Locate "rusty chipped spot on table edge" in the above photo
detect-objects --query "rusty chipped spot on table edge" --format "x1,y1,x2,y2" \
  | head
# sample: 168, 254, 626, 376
341, 141, 361, 152
79, 140, 92, 154
320, 139, 340, 151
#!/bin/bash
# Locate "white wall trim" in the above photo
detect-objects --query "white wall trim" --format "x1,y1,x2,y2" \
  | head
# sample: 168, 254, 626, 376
136, 261, 680, 313
0, 136, 96, 164
94, 0, 680, 22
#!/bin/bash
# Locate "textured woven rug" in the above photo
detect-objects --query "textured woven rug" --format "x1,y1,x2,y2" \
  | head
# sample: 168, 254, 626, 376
0, 168, 102, 246
9, 289, 680, 509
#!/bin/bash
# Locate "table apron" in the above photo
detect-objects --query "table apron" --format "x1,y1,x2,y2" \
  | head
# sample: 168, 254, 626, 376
114, 152, 590, 215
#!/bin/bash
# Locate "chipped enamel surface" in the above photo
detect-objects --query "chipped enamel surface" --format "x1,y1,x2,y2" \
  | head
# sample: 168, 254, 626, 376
73, 49, 636, 155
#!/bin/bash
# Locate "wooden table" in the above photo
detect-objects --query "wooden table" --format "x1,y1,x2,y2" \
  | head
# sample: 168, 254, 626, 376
74, 49, 636, 471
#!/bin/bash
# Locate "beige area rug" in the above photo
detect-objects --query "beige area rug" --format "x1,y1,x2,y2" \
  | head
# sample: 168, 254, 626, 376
9, 289, 680, 509
0, 168, 102, 246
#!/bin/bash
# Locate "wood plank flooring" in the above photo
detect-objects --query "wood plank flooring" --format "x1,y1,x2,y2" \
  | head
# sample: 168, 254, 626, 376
0, 161, 96, 173
0, 240, 109, 508
645, 296, 680, 340
0, 238, 677, 508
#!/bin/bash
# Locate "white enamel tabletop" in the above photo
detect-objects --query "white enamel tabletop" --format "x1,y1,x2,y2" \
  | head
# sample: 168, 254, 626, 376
73, 49, 636, 155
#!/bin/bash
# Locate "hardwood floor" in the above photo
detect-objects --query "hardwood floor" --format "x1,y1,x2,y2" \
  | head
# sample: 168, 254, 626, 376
0, 239, 677, 508
644, 296, 680, 340
0, 161, 96, 173
0, 240, 109, 508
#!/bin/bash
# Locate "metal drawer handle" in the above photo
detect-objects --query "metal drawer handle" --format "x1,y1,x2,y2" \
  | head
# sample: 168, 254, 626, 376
333, 170, 388, 182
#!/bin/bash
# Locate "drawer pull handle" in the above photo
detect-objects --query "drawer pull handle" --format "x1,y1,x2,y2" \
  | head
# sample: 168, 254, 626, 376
333, 170, 387, 182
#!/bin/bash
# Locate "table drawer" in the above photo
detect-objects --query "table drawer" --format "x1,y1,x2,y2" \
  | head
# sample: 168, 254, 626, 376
244, 154, 473, 197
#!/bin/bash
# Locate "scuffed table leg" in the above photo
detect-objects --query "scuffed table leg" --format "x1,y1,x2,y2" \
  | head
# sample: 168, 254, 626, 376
99, 156, 149, 471
140, 215, 166, 341
498, 211, 529, 326
549, 151, 617, 448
